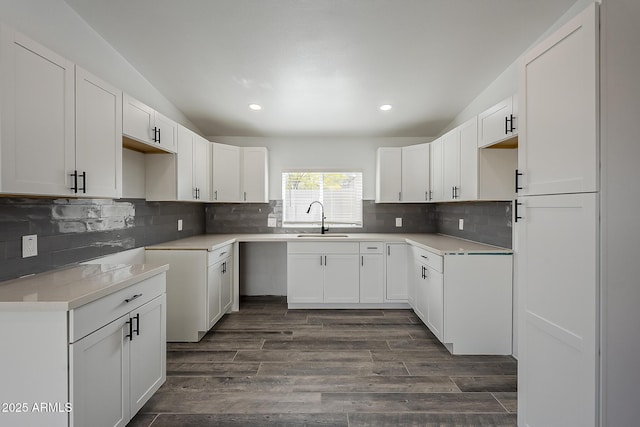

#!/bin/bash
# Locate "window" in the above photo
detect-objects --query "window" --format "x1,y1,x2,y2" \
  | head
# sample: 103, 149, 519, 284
282, 171, 363, 228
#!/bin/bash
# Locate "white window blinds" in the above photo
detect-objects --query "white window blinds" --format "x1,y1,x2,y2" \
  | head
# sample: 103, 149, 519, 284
282, 172, 363, 228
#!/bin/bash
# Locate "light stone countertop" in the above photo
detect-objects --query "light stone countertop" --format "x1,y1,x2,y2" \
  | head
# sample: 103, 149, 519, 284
0, 263, 169, 311
145, 233, 511, 256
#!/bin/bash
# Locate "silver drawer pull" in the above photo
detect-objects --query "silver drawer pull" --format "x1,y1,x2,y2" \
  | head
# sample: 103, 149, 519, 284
124, 293, 142, 303
219, 251, 227, 257
421, 255, 429, 260
366, 246, 377, 250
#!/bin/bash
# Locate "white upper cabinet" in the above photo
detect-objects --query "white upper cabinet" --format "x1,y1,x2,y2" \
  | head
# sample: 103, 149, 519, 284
375, 147, 402, 202
193, 135, 211, 202
376, 144, 430, 203
211, 143, 269, 203
1, 26, 122, 198
211, 142, 241, 202
458, 116, 479, 201
123, 94, 177, 154
0, 25, 75, 196
153, 111, 178, 153
518, 5, 598, 196
242, 147, 269, 202
176, 126, 210, 201
145, 125, 210, 202
442, 128, 460, 201
75, 67, 122, 199
401, 143, 430, 202
429, 138, 444, 202
478, 95, 518, 148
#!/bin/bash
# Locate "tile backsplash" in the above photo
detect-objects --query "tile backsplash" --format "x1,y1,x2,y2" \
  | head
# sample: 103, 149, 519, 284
0, 197, 511, 282
0, 198, 204, 281
206, 200, 512, 248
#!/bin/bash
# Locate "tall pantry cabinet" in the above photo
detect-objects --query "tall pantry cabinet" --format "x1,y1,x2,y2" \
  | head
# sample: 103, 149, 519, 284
517, 4, 599, 427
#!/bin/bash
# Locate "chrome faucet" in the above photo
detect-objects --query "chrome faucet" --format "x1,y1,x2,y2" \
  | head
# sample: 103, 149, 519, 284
306, 201, 329, 234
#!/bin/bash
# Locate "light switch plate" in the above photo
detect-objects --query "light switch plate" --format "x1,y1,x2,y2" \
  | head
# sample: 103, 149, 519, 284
177, 219, 183, 231
22, 235, 38, 258
459, 219, 464, 230
395, 218, 402, 227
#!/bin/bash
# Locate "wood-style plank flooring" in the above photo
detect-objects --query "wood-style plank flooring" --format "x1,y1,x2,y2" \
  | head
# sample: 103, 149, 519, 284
130, 296, 517, 426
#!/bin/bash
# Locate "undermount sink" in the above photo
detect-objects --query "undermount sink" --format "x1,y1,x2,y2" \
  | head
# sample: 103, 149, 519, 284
296, 234, 350, 238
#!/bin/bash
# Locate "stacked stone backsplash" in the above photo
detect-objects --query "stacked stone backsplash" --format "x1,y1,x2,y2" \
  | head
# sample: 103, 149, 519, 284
0, 198, 204, 281
206, 200, 512, 248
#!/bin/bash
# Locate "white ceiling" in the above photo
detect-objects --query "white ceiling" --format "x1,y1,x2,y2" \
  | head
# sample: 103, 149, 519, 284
64, 0, 576, 138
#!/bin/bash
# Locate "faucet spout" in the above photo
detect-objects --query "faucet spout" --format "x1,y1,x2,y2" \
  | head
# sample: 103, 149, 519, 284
306, 201, 329, 234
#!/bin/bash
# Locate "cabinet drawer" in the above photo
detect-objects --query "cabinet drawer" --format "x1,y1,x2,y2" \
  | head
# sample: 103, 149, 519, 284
69, 273, 166, 343
288, 242, 359, 254
359, 242, 384, 254
412, 246, 443, 273
208, 244, 233, 265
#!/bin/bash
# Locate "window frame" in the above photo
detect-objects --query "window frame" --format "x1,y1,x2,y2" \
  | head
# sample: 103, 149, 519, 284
281, 169, 364, 229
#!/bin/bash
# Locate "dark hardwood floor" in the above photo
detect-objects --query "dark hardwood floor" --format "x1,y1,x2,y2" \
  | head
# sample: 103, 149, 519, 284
130, 296, 517, 426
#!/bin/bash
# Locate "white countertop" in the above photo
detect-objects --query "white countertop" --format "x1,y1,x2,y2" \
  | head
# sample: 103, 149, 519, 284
0, 263, 169, 311
145, 233, 511, 255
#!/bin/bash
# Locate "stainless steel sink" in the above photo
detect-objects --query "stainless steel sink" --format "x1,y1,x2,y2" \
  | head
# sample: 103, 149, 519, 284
296, 234, 350, 238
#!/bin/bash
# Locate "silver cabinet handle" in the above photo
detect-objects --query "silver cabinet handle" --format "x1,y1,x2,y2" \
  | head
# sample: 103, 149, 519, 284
124, 293, 142, 303
398, 191, 401, 201
421, 255, 429, 260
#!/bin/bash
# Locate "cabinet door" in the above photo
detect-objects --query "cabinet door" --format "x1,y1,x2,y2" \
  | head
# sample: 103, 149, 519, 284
324, 254, 360, 303
385, 243, 409, 301
518, 193, 597, 427
129, 295, 166, 416
123, 94, 154, 145
442, 129, 460, 201
193, 136, 211, 201
0, 26, 75, 196
220, 258, 233, 314
519, 5, 598, 196
429, 138, 444, 202
287, 254, 324, 303
413, 264, 426, 321
424, 266, 444, 342
401, 143, 430, 202
154, 111, 177, 153
458, 117, 478, 201
70, 315, 129, 427
360, 254, 383, 303
478, 97, 515, 148
75, 66, 122, 198
376, 147, 402, 202
242, 147, 268, 202
176, 125, 195, 200
212, 142, 241, 202
207, 261, 222, 329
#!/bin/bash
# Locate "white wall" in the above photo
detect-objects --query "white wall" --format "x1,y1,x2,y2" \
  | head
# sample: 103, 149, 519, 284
0, 0, 198, 131
209, 136, 433, 200
239, 243, 287, 296
439, 0, 599, 136
600, 0, 640, 424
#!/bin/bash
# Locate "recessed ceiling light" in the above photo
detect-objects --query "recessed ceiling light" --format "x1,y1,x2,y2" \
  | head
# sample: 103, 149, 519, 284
248, 104, 262, 111
379, 104, 393, 111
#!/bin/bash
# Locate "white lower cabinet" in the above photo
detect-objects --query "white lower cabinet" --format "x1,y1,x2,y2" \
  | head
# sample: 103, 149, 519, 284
287, 242, 360, 305
411, 245, 512, 354
359, 242, 384, 304
145, 244, 234, 342
385, 243, 409, 302
70, 293, 166, 427
413, 251, 444, 342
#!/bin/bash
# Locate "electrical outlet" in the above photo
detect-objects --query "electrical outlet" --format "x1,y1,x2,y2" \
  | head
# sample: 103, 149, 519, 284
22, 235, 38, 258
459, 219, 464, 230
395, 218, 402, 227
177, 219, 183, 231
